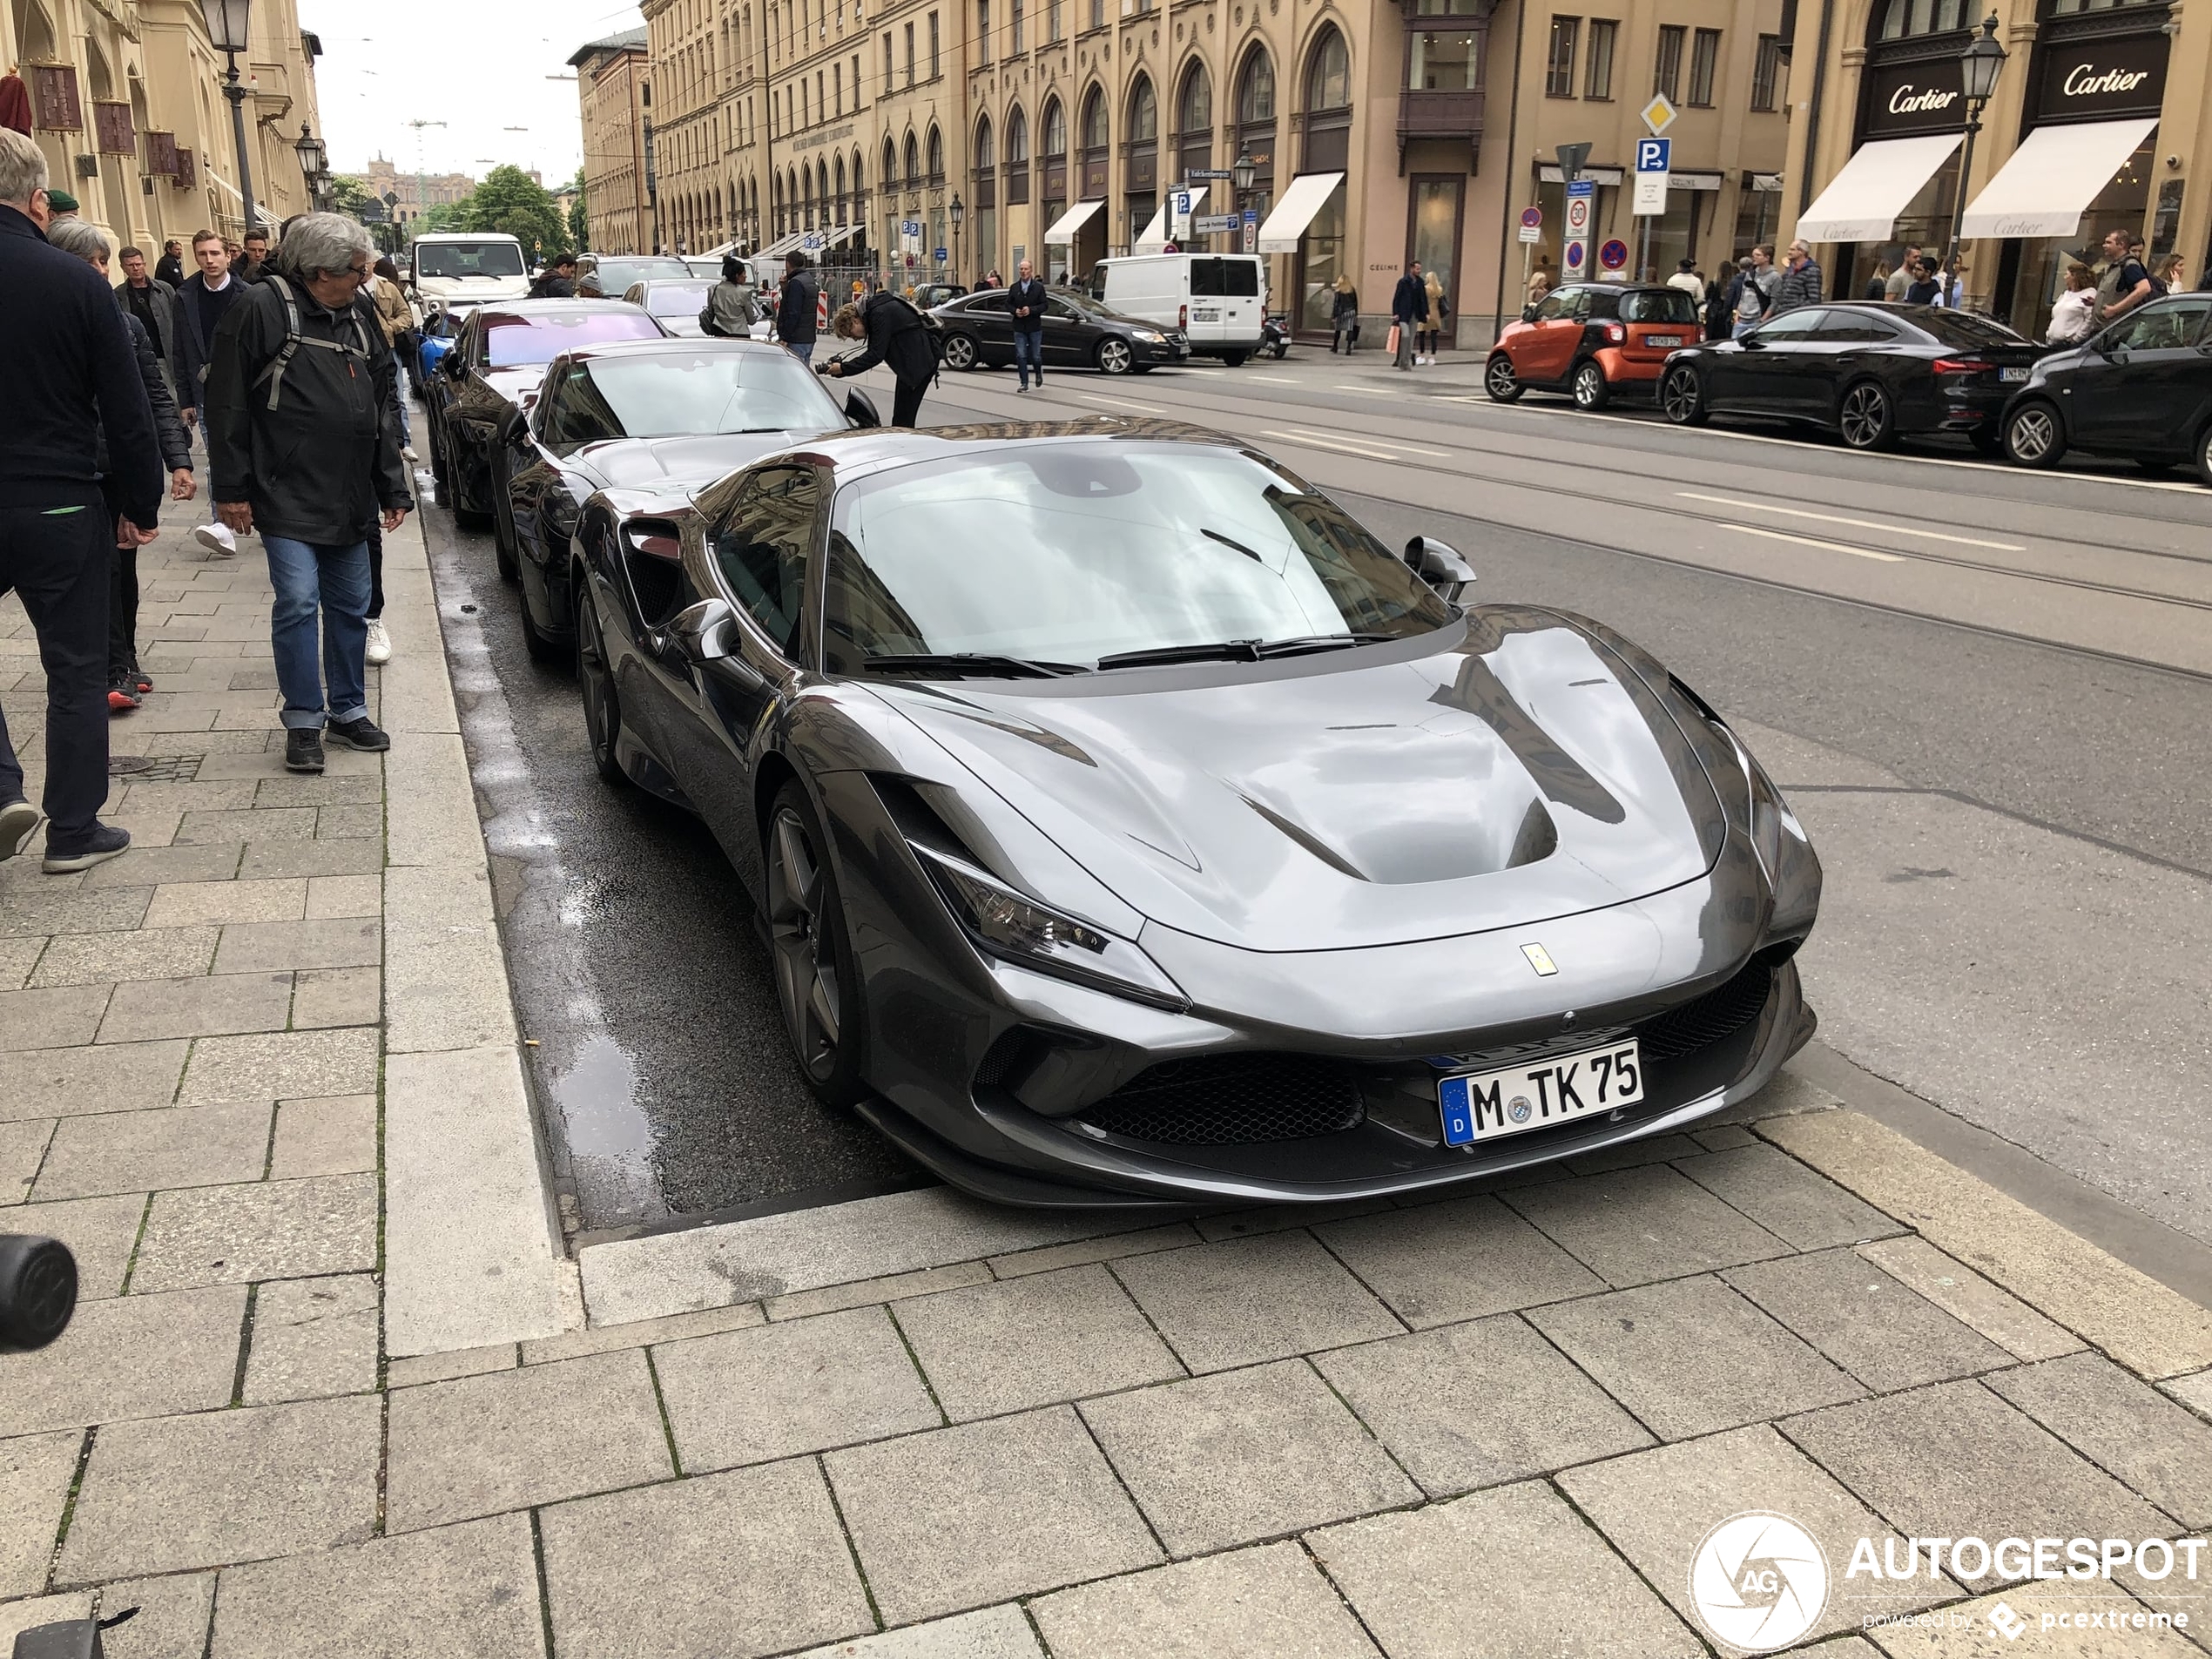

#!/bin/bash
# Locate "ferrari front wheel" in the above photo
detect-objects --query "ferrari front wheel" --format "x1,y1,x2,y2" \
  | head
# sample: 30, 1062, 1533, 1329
766, 781, 868, 1107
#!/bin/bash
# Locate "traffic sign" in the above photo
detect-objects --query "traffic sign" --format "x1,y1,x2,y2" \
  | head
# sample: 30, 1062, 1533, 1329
1195, 213, 1237, 233
934, 246, 948, 262
1184, 168, 1233, 179
1170, 187, 1192, 239
1634, 136, 1671, 216
1555, 141, 1593, 182
1599, 239, 1629, 271
1518, 206, 1541, 245
1564, 239, 1587, 272
1563, 178, 1595, 278
1242, 207, 1258, 254
1640, 93, 1678, 136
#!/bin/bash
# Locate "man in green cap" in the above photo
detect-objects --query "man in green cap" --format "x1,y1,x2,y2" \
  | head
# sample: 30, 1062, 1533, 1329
44, 187, 78, 224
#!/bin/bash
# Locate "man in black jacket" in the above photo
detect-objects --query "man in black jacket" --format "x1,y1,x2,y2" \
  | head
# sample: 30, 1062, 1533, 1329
204, 212, 413, 776
1006, 258, 1048, 392
0, 130, 162, 871
176, 228, 251, 554
155, 238, 186, 288
776, 252, 819, 364
530, 252, 578, 299
1390, 261, 1425, 371
824, 293, 935, 427
116, 246, 185, 395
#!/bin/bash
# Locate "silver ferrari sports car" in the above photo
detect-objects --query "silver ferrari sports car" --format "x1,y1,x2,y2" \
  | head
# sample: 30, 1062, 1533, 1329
571, 418, 1820, 1208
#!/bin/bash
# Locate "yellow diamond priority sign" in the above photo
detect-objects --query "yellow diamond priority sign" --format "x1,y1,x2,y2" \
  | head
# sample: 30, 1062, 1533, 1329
1640, 92, 1679, 135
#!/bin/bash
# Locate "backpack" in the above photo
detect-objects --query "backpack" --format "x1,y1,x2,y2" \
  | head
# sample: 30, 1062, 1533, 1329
253, 273, 375, 412
872, 292, 942, 385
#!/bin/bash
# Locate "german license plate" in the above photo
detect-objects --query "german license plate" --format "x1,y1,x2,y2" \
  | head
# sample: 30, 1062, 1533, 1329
2000, 367, 2028, 382
1647, 335, 1683, 347
1439, 1040, 1643, 1147
1193, 308, 1221, 321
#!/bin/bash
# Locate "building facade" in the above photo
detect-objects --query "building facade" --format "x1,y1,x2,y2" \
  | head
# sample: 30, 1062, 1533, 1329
572, 27, 657, 255
6, 0, 326, 251
349, 156, 477, 227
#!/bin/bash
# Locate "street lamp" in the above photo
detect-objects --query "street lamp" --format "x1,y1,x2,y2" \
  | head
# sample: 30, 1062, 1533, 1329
1232, 149, 1258, 193
1943, 15, 2008, 288
948, 191, 964, 279
202, 0, 258, 236
294, 122, 328, 210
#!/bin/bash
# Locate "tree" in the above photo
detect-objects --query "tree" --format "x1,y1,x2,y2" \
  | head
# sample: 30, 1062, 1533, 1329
464, 165, 566, 258
568, 185, 589, 253
329, 174, 374, 219
422, 196, 474, 233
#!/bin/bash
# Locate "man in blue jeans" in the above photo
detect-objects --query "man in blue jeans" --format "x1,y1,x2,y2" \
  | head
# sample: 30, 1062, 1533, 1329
1007, 258, 1048, 392
204, 214, 411, 775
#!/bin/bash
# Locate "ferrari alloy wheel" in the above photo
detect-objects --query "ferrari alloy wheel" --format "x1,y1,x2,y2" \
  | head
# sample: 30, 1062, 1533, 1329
491, 473, 520, 583
1838, 381, 1897, 451
1660, 366, 1708, 426
2003, 402, 2064, 469
1484, 352, 1523, 402
766, 783, 867, 1105
1572, 361, 1611, 411
575, 584, 627, 788
942, 332, 979, 371
1096, 338, 1135, 374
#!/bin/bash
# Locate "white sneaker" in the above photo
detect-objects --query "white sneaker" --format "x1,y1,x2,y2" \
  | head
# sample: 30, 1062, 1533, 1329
193, 522, 237, 557
364, 619, 392, 665
402, 445, 418, 462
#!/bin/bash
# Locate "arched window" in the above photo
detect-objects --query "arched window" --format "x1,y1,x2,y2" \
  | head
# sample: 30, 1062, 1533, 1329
1081, 84, 1109, 152
973, 114, 999, 275
1042, 97, 1068, 160
1877, 0, 1968, 38
834, 153, 847, 221
883, 136, 898, 192
1176, 61, 1213, 182
1079, 84, 1110, 198
1006, 105, 1029, 205
1233, 46, 1278, 210
927, 124, 944, 182
1127, 74, 1157, 144
975, 113, 995, 171
1237, 44, 1276, 125
1300, 26, 1352, 170
904, 132, 920, 186
1124, 75, 1159, 245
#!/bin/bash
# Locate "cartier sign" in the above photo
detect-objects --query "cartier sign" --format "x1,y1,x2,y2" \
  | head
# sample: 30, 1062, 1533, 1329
1859, 52, 1966, 138
2032, 24, 2168, 122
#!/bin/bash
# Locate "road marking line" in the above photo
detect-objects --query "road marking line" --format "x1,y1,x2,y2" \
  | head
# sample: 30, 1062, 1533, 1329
1721, 523, 1906, 562
1281, 427, 1454, 458
1676, 492, 2027, 551
1078, 393, 1165, 413
1261, 428, 1410, 462
1243, 374, 1300, 384
1332, 383, 1397, 396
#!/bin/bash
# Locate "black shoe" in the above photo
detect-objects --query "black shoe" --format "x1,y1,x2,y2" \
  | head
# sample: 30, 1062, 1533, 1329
132, 661, 153, 693
286, 728, 327, 773
324, 716, 391, 753
42, 823, 131, 873
0, 799, 38, 863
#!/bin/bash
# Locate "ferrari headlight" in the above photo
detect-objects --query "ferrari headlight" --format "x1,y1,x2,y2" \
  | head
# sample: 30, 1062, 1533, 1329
914, 845, 1187, 1011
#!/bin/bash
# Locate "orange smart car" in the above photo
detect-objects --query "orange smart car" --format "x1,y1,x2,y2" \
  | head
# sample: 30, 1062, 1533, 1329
1486, 280, 1704, 410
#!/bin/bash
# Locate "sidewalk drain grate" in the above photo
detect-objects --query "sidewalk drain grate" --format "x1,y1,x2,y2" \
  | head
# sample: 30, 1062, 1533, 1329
108, 753, 202, 782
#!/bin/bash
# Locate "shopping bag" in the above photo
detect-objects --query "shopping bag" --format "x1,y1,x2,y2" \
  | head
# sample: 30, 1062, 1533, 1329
1386, 324, 1402, 356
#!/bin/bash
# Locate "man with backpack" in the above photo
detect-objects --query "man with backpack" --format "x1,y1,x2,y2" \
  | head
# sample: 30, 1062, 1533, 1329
775, 251, 819, 364
2098, 227, 2161, 323
823, 293, 935, 427
1730, 245, 1779, 337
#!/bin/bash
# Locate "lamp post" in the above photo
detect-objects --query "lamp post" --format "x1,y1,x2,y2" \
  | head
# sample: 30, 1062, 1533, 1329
293, 123, 328, 212
203, 0, 258, 236
1943, 15, 2008, 295
948, 191, 964, 281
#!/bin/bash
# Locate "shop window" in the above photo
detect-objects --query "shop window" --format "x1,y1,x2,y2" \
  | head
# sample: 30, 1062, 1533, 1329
1654, 25, 1685, 99
1688, 28, 1720, 105
1878, 0, 1967, 40
1584, 19, 1616, 98
1546, 17, 1581, 97
1750, 34, 1782, 108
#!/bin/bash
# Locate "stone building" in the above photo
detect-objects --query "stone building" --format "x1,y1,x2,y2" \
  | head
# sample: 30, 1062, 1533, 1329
571, 26, 656, 255
351, 156, 477, 228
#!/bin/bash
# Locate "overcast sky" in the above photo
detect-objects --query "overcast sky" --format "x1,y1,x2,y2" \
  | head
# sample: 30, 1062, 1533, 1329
301, 0, 644, 187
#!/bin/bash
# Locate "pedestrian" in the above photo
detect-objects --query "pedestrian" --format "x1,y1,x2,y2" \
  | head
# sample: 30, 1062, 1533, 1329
529, 251, 578, 299
176, 228, 248, 554
1730, 245, 1778, 336
1771, 240, 1824, 313
1390, 260, 1424, 371
1668, 258, 1705, 303
1007, 257, 1048, 391
1704, 260, 1737, 340
1527, 268, 1553, 310
823, 291, 936, 427
115, 244, 185, 395
48, 217, 199, 712
42, 186, 78, 225
2153, 252, 2184, 294
364, 257, 415, 455
1864, 262, 1891, 301
981, 266, 1004, 290
775, 251, 819, 365
0, 128, 162, 871
1885, 245, 1921, 301
2096, 227, 2156, 323
700, 252, 759, 337
155, 237, 185, 288
201, 212, 411, 775
2046, 260, 2097, 343
1415, 270, 1448, 365
1903, 257, 1940, 306
236, 228, 273, 284
1330, 274, 1359, 353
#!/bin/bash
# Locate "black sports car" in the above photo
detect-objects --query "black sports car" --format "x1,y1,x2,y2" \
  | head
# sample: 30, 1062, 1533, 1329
1660, 303, 2043, 452
2000, 293, 2212, 485
494, 338, 878, 658
570, 419, 1821, 1208
423, 300, 666, 530
930, 288, 1190, 375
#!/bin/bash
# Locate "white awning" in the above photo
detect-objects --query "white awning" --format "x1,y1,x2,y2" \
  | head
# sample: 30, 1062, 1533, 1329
1961, 117, 2157, 240
1538, 164, 1626, 185
1256, 172, 1345, 253
758, 230, 809, 259
1133, 184, 1207, 252
1795, 133, 1962, 243
1043, 199, 1105, 244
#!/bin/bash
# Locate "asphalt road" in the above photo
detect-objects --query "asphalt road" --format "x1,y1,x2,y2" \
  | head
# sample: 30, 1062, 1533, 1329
421, 347, 2212, 1242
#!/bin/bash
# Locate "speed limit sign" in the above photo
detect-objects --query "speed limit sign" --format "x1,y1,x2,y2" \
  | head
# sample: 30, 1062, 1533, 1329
1566, 194, 1591, 235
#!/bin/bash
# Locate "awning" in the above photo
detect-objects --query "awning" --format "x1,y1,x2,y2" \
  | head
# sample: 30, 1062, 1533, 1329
1961, 117, 2157, 240
1538, 164, 1626, 185
1256, 172, 1345, 253
758, 230, 809, 259
1795, 132, 1962, 243
1042, 199, 1105, 244
1133, 184, 1207, 251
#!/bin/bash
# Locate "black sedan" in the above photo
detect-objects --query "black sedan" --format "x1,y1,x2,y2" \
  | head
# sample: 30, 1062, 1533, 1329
1659, 304, 2043, 452
423, 300, 666, 530
577, 254, 694, 298
930, 288, 1190, 375
494, 339, 877, 658
2000, 293, 2212, 485
569, 420, 1818, 1208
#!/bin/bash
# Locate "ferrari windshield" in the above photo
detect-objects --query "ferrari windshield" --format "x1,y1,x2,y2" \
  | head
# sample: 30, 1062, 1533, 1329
413, 241, 525, 280
546, 349, 840, 444
823, 443, 1454, 671
483, 310, 664, 368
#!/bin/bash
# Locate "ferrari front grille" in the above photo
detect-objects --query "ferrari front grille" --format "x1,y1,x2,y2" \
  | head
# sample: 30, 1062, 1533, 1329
1078, 1055, 1366, 1146
1637, 962, 1774, 1061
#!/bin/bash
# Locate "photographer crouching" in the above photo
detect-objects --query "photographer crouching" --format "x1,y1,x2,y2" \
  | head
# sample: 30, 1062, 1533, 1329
820, 293, 936, 428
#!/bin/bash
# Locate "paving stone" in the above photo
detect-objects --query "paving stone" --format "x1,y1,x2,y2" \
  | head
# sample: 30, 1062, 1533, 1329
1691, 1123, 1760, 1151
1081, 1359, 1420, 1555
177, 1026, 378, 1104
254, 773, 382, 808
94, 972, 293, 1043
1867, 1578, 2202, 1657
290, 965, 381, 1029
177, 807, 316, 843
0, 1117, 51, 1204
9, 1192, 148, 1298
1858, 1236, 2086, 1364
542, 1458, 873, 1659
97, 1570, 216, 1659
1724, 1247, 2013, 1392
826, 1406, 1163, 1624
1504, 1164, 1796, 1288
0, 1594, 94, 1649
2165, 1369, 2212, 1420
142, 878, 307, 927
1313, 1195, 1607, 1328
208, 1512, 545, 1659
58, 1393, 381, 1581
131, 1175, 377, 1291
210, 917, 381, 975
0, 934, 43, 991
788, 1606, 1043, 1659
117, 781, 259, 816
0, 1042, 186, 1125
27, 928, 216, 988
1111, 1231, 1405, 1373
1196, 1197, 1398, 1243
894, 1264, 1184, 1421
1529, 1275, 1865, 1440
316, 803, 383, 839
32, 1101, 272, 1201
304, 873, 383, 919
105, 811, 180, 849
985, 1222, 1203, 1279
238, 838, 385, 880
1984, 1352, 2212, 1528
1032, 1541, 1381, 1658
521, 1300, 765, 1365
0, 887, 152, 938
1559, 1424, 1959, 1647
1565, 1131, 1710, 1175
0, 985, 110, 1049
765, 1260, 993, 1320
1310, 1480, 1705, 1659
1675, 1142, 1905, 1249
1782, 1379, 2171, 1564
243, 1272, 381, 1403
386, 1342, 517, 1387
385, 1348, 673, 1531
1314, 1314, 1652, 1495
654, 1305, 941, 1472
267, 1094, 378, 1179
0, 1428, 82, 1596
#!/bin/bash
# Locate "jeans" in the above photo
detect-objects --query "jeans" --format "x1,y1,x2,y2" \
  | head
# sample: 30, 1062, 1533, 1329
0, 502, 111, 841
263, 536, 371, 730
785, 341, 815, 366
1732, 318, 1760, 339
1013, 329, 1043, 387
390, 361, 412, 448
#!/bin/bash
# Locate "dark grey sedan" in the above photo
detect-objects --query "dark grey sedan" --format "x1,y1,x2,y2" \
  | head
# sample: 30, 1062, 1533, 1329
930, 288, 1190, 375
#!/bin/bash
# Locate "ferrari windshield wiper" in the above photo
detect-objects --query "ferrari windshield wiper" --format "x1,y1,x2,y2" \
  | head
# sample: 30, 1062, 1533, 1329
863, 652, 1084, 678
1251, 632, 1397, 658
1201, 528, 1265, 563
1095, 633, 1394, 671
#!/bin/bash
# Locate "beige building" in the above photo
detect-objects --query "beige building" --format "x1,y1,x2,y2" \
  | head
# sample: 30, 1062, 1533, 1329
350, 156, 477, 227
572, 26, 658, 254
6, 0, 325, 252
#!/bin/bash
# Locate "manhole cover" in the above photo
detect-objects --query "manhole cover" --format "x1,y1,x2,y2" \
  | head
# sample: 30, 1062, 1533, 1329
107, 756, 154, 775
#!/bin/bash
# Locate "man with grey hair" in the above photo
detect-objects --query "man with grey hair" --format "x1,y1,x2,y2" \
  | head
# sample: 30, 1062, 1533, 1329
0, 127, 162, 869
204, 212, 412, 775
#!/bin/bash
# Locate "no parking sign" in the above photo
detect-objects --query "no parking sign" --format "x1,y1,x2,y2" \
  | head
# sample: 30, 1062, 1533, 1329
1599, 239, 1629, 272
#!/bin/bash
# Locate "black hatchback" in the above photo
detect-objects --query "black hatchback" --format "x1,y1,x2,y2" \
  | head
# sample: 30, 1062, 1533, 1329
1660, 304, 2044, 452
2000, 294, 2212, 486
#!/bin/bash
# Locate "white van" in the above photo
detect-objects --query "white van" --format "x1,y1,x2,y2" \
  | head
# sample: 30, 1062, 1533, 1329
407, 233, 530, 320
1090, 253, 1267, 363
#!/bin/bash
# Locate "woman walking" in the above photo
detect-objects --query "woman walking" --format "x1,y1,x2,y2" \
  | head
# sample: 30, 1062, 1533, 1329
1330, 275, 1359, 354
1417, 271, 1449, 365
2045, 262, 2098, 343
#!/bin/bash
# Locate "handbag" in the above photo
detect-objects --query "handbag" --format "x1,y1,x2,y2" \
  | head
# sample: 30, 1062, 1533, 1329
1386, 323, 1402, 356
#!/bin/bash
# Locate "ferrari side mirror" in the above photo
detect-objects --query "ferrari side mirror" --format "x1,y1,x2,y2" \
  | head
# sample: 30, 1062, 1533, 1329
846, 389, 882, 428
1406, 536, 1476, 603
668, 597, 734, 664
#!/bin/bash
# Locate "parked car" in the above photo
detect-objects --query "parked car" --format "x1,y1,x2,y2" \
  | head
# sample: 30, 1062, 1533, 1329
684, 256, 728, 280
930, 288, 1189, 374
577, 253, 694, 298
1089, 253, 1269, 363
2000, 293, 2212, 485
1486, 282, 1703, 410
421, 300, 666, 530
910, 281, 968, 309
1657, 303, 2044, 452
570, 420, 1820, 1206
623, 278, 718, 338
408, 232, 530, 322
